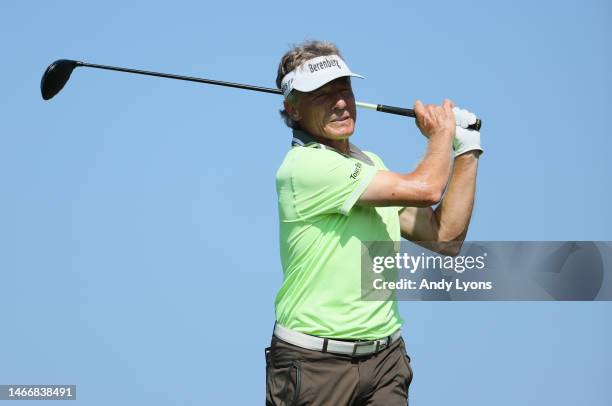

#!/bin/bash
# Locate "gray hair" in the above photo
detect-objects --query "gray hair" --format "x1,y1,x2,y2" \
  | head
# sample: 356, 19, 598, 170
275, 40, 343, 129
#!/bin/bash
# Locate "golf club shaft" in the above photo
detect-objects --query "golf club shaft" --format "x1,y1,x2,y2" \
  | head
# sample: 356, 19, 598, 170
79, 61, 282, 95
74, 61, 481, 130
355, 102, 415, 117
82, 62, 418, 115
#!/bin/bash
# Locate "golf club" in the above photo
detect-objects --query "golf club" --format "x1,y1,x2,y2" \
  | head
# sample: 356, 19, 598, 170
40, 59, 482, 131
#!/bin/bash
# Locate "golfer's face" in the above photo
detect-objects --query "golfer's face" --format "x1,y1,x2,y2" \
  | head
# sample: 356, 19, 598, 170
297, 78, 356, 140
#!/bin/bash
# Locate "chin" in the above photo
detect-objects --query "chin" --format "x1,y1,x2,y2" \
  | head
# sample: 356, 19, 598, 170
327, 120, 355, 139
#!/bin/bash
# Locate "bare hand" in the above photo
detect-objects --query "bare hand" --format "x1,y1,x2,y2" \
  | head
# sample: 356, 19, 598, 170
414, 99, 456, 140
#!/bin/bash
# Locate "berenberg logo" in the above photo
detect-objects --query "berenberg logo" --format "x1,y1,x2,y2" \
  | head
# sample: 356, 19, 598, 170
350, 162, 362, 179
308, 58, 342, 73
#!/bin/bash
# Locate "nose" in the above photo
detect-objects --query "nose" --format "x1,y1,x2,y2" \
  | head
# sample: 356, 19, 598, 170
333, 90, 352, 110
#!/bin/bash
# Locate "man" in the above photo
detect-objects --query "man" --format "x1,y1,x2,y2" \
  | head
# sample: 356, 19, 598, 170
266, 40, 482, 405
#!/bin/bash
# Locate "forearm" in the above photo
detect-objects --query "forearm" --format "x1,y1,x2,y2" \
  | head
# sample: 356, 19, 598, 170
412, 134, 454, 196
434, 151, 480, 243
359, 100, 457, 207
359, 134, 454, 207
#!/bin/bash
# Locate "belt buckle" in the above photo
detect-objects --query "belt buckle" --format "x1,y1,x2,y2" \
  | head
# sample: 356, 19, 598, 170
375, 337, 389, 354
351, 340, 376, 357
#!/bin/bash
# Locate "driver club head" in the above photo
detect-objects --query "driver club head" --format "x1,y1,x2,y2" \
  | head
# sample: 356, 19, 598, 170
40, 59, 80, 100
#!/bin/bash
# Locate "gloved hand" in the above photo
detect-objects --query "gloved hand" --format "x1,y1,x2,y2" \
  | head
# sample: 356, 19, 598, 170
452, 107, 483, 157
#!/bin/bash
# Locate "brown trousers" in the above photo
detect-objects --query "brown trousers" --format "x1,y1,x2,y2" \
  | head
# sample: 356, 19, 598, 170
265, 335, 413, 405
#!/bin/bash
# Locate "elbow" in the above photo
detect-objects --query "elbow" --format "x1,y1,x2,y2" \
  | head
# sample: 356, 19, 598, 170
396, 186, 442, 208
436, 241, 464, 257
414, 184, 443, 207
415, 239, 463, 257
423, 188, 443, 206
406, 167, 448, 207
392, 173, 445, 207
435, 231, 466, 256
411, 174, 445, 207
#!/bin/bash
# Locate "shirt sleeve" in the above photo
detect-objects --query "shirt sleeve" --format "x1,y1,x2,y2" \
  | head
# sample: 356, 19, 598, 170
289, 148, 377, 219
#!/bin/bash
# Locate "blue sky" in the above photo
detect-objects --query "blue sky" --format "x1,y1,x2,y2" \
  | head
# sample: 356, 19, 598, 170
1, 0, 611, 404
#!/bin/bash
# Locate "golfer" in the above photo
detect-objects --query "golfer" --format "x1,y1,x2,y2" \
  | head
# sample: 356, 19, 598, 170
266, 40, 482, 405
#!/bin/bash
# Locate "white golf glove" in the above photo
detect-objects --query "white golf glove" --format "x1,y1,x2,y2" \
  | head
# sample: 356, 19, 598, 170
452, 107, 483, 157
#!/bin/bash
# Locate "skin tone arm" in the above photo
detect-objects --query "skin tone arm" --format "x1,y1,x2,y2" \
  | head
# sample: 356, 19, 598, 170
358, 99, 456, 207
358, 99, 480, 255
398, 151, 480, 256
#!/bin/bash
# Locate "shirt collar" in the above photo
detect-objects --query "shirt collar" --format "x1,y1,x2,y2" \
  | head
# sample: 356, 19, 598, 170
291, 129, 374, 166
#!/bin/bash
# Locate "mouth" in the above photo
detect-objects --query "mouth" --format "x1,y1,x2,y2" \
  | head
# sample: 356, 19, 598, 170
331, 113, 351, 123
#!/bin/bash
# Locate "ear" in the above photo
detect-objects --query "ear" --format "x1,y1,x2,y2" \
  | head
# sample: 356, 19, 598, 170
284, 99, 301, 122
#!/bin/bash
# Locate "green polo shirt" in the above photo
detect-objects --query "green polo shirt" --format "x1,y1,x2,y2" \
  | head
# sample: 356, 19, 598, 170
274, 129, 403, 340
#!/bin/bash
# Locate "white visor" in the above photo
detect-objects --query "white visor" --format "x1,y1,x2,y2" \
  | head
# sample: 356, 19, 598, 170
280, 54, 364, 98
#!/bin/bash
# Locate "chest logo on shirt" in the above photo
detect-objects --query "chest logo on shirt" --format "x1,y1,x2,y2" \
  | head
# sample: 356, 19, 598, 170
350, 162, 362, 179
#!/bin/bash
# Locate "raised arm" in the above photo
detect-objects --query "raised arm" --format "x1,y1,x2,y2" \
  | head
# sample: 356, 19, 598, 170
358, 99, 456, 207
399, 150, 480, 256
359, 100, 482, 256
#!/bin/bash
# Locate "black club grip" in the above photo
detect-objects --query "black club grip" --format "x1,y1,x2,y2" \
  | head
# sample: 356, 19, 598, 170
376, 104, 482, 131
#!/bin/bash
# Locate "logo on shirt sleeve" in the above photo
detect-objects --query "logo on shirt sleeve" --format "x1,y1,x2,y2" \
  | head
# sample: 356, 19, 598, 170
350, 162, 363, 179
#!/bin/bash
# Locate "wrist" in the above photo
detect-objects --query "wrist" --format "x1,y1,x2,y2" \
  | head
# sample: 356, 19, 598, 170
429, 128, 454, 142
455, 150, 481, 161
